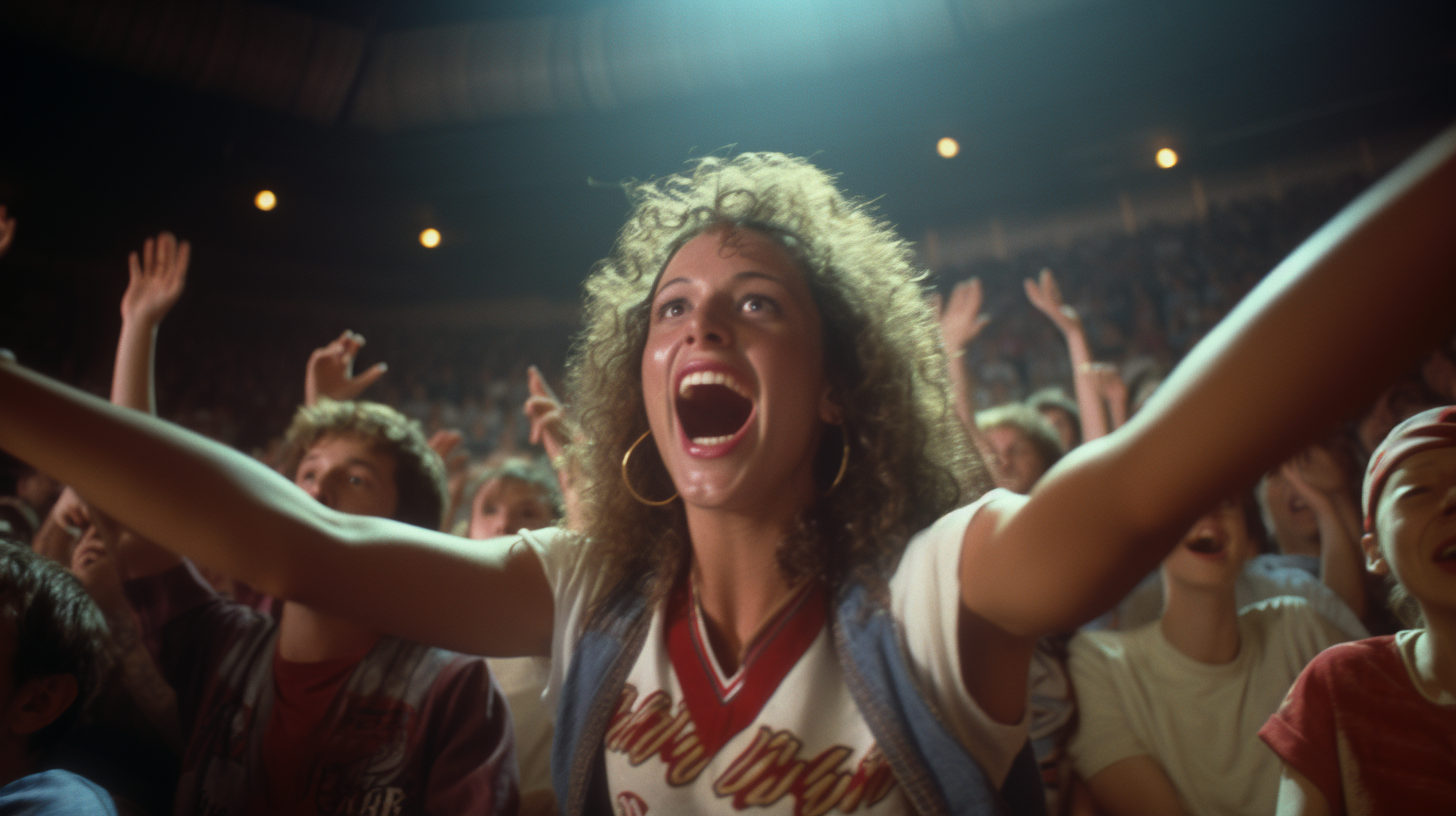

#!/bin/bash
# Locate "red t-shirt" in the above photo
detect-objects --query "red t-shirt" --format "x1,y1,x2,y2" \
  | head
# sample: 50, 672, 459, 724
249, 644, 376, 815
1259, 634, 1456, 815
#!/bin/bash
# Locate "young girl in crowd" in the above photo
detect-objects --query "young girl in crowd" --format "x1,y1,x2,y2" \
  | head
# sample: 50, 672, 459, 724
1, 128, 1453, 816
1260, 405, 1456, 814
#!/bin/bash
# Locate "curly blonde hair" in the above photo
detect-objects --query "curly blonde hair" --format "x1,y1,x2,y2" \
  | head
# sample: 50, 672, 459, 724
566, 153, 987, 610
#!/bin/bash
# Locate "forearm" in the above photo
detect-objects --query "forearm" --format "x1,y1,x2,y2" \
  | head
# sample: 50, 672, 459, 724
1066, 332, 1110, 441
0, 358, 553, 656
970, 126, 1456, 636
112, 318, 160, 414
947, 352, 996, 465
1312, 492, 1367, 620
110, 317, 192, 575
3, 358, 329, 589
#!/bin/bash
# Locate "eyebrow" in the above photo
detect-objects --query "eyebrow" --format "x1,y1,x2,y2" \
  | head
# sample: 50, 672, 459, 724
299, 454, 384, 476
656, 270, 793, 297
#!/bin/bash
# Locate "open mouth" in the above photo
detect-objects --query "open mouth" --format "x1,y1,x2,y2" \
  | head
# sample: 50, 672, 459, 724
1437, 542, 1456, 563
676, 369, 755, 448
1185, 534, 1227, 556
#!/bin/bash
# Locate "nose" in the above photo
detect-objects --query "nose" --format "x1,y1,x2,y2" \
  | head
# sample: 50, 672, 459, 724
686, 296, 734, 348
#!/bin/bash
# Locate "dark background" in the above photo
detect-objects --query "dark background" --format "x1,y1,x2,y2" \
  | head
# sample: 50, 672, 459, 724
1, 0, 1452, 372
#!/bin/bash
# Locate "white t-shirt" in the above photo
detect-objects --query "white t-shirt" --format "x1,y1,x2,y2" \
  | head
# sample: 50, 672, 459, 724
524, 491, 1028, 814
1068, 596, 1348, 816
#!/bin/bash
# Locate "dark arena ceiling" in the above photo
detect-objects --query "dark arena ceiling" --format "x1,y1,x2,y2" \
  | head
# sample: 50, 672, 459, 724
0, 0, 1452, 307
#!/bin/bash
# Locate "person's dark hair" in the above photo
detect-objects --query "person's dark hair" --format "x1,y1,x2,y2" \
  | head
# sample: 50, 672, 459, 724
566, 152, 985, 610
0, 539, 111, 756
976, 403, 1066, 472
276, 399, 447, 531
1027, 386, 1082, 448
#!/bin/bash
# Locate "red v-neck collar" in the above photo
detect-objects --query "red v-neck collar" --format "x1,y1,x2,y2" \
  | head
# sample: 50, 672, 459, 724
666, 576, 827, 757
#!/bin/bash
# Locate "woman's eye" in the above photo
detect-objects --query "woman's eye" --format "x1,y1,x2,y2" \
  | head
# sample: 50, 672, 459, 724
348, 475, 368, 487
657, 299, 687, 319
742, 295, 778, 314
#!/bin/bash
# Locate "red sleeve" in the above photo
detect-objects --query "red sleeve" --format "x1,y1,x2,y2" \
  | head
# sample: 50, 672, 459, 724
419, 655, 520, 816
1259, 647, 1346, 816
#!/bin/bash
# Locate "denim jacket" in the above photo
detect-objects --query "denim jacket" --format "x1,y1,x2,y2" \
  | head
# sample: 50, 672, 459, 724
550, 577, 1046, 816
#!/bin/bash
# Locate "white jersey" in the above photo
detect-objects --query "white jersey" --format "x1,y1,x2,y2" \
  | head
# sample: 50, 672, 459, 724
527, 490, 1029, 815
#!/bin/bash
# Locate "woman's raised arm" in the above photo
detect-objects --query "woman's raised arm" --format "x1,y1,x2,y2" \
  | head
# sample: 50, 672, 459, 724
0, 360, 554, 658
962, 123, 1456, 640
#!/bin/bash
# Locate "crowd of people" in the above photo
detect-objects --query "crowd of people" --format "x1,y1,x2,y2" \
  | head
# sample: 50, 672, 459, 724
0, 125, 1452, 816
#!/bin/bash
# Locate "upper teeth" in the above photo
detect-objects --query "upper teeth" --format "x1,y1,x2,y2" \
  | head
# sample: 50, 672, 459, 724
678, 370, 751, 400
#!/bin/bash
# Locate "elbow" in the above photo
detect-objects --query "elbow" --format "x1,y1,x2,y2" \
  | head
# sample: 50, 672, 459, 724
236, 500, 357, 604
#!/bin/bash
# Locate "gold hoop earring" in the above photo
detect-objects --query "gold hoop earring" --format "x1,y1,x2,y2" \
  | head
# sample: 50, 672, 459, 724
826, 429, 850, 494
622, 431, 679, 507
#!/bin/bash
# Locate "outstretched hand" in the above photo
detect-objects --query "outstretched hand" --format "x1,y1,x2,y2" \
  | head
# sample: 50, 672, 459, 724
937, 277, 992, 353
70, 525, 133, 624
305, 330, 388, 406
524, 366, 570, 463
0, 205, 14, 258
1024, 268, 1082, 335
122, 231, 191, 326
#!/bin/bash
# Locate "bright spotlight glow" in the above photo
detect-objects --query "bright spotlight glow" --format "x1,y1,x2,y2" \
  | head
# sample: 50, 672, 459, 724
419, 228, 441, 248
254, 190, 276, 211
937, 137, 960, 159
1156, 148, 1179, 169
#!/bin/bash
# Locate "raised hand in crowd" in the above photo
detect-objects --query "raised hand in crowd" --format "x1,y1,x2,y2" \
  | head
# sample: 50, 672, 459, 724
30, 486, 89, 566
0, 205, 14, 258
304, 330, 388, 406
114, 231, 190, 414
524, 365, 581, 528
70, 512, 185, 755
1278, 444, 1367, 619
428, 429, 472, 527
1025, 268, 1111, 441
935, 278, 1000, 474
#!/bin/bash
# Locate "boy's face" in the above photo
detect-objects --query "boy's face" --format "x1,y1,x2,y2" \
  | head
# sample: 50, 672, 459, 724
467, 477, 553, 540
294, 433, 399, 519
1365, 447, 1456, 612
1163, 499, 1254, 591
985, 425, 1048, 494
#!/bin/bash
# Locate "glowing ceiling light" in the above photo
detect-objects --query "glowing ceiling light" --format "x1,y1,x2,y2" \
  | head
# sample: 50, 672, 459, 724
1156, 148, 1179, 169
254, 190, 277, 211
419, 228, 441, 248
937, 137, 960, 159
